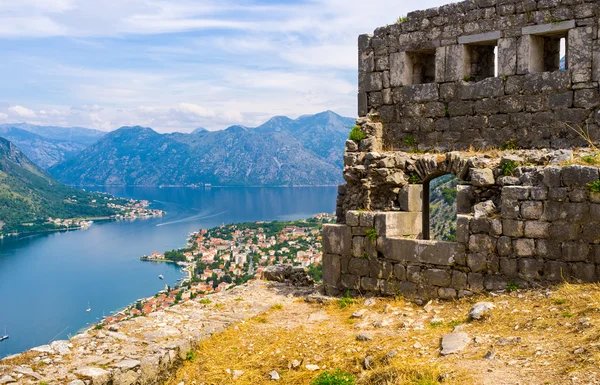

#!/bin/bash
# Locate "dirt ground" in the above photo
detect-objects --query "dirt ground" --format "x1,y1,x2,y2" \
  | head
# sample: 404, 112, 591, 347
168, 282, 600, 385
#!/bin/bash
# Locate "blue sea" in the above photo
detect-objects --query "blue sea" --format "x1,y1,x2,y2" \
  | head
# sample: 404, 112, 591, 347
0, 186, 337, 358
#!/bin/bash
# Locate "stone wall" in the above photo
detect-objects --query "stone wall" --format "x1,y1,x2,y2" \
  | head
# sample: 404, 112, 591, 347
326, 149, 600, 300
323, 0, 600, 299
358, 0, 600, 151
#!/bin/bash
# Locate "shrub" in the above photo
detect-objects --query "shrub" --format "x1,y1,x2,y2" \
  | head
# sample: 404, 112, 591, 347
349, 125, 367, 142
366, 227, 377, 242
506, 281, 519, 292
396, 16, 407, 24
312, 369, 356, 385
338, 290, 355, 309
198, 298, 212, 304
582, 153, 600, 165
307, 263, 323, 282
500, 139, 519, 151
186, 350, 196, 361
501, 160, 518, 176
588, 180, 600, 193
408, 174, 421, 184
403, 135, 418, 152
94, 324, 104, 330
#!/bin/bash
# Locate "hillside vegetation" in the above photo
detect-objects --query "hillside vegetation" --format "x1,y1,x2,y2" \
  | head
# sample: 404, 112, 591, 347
0, 138, 122, 235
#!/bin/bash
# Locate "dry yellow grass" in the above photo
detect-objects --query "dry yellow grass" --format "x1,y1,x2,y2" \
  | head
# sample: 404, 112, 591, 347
167, 283, 600, 385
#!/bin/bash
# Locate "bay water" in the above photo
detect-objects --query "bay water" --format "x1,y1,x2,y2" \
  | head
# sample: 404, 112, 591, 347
0, 186, 337, 358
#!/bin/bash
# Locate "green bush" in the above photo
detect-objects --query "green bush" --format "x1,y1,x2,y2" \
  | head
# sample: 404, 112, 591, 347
582, 153, 600, 165
349, 125, 367, 142
588, 180, 600, 193
500, 139, 519, 151
308, 263, 323, 282
366, 228, 377, 242
408, 174, 421, 184
396, 15, 407, 24
186, 350, 197, 361
501, 160, 518, 176
312, 369, 356, 385
338, 290, 355, 309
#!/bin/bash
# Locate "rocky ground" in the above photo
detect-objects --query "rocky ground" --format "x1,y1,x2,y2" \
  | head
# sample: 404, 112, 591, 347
169, 282, 600, 385
3, 279, 600, 385
0, 280, 312, 385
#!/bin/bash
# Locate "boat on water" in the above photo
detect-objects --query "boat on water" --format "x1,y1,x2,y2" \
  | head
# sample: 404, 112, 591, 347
0, 326, 8, 341
86, 301, 91, 312
159, 274, 164, 280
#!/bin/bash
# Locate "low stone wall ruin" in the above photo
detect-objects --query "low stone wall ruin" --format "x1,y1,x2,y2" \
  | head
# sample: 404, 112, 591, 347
325, 149, 600, 301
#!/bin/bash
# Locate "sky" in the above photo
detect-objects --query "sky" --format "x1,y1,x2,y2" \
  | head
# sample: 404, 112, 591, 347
0, 0, 447, 133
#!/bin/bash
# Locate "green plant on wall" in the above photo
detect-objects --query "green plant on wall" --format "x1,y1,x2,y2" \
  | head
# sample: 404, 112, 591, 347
366, 227, 377, 242
500, 139, 519, 151
396, 15, 407, 24
408, 174, 421, 184
349, 125, 367, 142
588, 180, 600, 193
403, 135, 419, 152
501, 160, 518, 176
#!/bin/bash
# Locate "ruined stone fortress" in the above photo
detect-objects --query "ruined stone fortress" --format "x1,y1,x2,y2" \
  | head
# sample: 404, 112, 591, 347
323, 0, 600, 301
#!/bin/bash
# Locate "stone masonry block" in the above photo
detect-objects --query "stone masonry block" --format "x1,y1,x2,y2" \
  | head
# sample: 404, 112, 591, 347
393, 263, 406, 280
422, 268, 452, 287
399, 184, 423, 212
468, 273, 484, 292
521, 201, 543, 220
536, 239, 562, 259
519, 258, 545, 280
498, 37, 517, 76
545, 261, 567, 282
503, 220, 524, 236
524, 221, 550, 239
468, 234, 496, 253
451, 270, 468, 290
359, 211, 376, 227
470, 168, 495, 187
380, 238, 462, 266
351, 236, 365, 257
497, 236, 513, 257
467, 253, 488, 273
570, 263, 596, 283
562, 242, 591, 262
569, 27, 594, 83
513, 238, 535, 257
456, 215, 470, 243
456, 185, 474, 214
562, 165, 599, 187
323, 254, 341, 288
348, 258, 369, 276
340, 274, 360, 290
374, 212, 422, 238
323, 224, 351, 256
346, 210, 360, 227
503, 186, 530, 200
500, 258, 518, 278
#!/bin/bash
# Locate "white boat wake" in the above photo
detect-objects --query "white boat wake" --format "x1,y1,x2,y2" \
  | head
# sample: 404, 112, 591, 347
156, 210, 227, 227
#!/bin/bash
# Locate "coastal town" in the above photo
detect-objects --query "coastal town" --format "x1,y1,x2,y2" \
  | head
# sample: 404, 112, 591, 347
102, 213, 334, 324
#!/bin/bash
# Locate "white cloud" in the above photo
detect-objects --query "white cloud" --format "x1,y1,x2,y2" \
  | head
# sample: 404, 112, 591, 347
0, 0, 450, 131
9, 105, 36, 118
0, 113, 7, 121
175, 103, 215, 118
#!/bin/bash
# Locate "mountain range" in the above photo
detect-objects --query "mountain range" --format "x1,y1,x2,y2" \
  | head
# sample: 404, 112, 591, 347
46, 111, 353, 187
0, 137, 120, 235
0, 123, 105, 169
